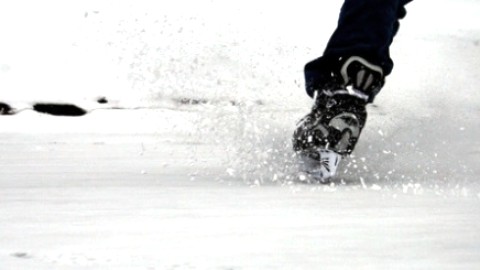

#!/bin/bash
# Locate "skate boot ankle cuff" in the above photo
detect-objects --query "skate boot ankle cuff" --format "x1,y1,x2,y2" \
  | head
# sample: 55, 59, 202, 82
340, 56, 385, 102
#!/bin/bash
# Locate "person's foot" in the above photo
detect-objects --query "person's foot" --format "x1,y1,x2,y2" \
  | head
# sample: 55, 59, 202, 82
293, 92, 367, 156
293, 56, 385, 180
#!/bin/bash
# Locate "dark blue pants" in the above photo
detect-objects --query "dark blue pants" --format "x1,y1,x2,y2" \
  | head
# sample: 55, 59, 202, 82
305, 0, 412, 98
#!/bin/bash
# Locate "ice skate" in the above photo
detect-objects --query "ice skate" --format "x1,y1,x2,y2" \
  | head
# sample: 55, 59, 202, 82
293, 56, 384, 182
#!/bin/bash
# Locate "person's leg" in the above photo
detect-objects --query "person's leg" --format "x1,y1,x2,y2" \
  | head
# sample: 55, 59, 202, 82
304, 0, 412, 100
293, 0, 413, 178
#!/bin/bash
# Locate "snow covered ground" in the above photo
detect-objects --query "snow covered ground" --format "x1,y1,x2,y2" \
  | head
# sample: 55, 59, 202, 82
1, 0, 480, 269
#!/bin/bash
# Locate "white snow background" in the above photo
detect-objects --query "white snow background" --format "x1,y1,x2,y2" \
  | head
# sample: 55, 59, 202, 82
0, 0, 479, 269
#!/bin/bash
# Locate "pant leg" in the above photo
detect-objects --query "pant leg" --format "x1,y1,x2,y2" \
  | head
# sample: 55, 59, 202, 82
324, 0, 412, 75
304, 0, 412, 98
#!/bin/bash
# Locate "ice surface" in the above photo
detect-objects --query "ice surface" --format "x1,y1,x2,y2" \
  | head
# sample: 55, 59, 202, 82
1, 0, 480, 269
1, 112, 480, 270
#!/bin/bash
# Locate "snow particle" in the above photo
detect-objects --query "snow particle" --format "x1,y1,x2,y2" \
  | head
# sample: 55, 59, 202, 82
226, 168, 236, 177
359, 177, 367, 189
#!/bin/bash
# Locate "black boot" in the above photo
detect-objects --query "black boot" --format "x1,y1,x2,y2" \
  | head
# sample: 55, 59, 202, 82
293, 56, 384, 180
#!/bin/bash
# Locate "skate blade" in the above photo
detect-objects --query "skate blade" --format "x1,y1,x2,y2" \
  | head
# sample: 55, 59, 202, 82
298, 149, 341, 182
